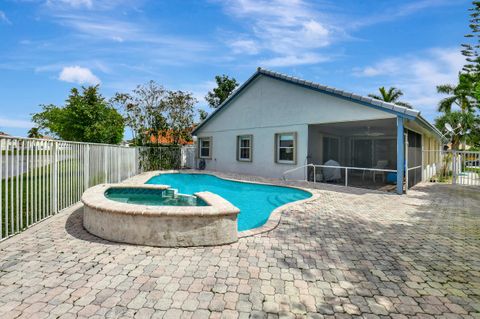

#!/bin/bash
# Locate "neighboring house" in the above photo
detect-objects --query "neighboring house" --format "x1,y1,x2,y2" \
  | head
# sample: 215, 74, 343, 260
149, 128, 194, 145
192, 68, 445, 194
0, 132, 10, 151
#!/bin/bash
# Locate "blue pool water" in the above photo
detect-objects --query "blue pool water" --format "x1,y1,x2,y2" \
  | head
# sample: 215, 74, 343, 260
105, 188, 208, 206
146, 173, 312, 231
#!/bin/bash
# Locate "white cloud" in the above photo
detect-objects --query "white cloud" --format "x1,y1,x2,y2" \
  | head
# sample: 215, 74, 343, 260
0, 11, 11, 24
260, 53, 329, 67
221, 0, 335, 66
52, 14, 210, 51
353, 59, 400, 77
354, 48, 465, 120
45, 0, 135, 10
184, 80, 217, 103
351, 0, 460, 28
58, 66, 101, 85
229, 39, 260, 55
46, 0, 93, 9
0, 117, 32, 129
55, 15, 138, 42
219, 0, 464, 67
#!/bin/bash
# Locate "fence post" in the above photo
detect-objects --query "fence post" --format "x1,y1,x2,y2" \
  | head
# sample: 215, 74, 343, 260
452, 150, 457, 185
117, 148, 121, 182
84, 145, 89, 189
104, 147, 108, 183
313, 165, 316, 183
345, 167, 348, 187
52, 142, 58, 214
136, 147, 140, 174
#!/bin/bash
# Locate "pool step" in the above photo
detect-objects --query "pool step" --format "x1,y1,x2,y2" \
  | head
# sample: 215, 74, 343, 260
164, 188, 178, 199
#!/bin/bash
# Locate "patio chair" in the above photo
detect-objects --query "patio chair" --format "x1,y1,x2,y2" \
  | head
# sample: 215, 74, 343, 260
363, 160, 389, 183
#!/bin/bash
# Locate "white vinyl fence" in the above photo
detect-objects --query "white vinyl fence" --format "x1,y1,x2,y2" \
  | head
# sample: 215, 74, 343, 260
0, 136, 196, 241
423, 150, 480, 186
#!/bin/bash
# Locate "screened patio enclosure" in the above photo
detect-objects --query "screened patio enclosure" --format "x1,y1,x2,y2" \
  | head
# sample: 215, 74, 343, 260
307, 118, 400, 191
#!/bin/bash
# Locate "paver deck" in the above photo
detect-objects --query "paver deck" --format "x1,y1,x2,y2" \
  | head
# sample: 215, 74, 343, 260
0, 172, 479, 318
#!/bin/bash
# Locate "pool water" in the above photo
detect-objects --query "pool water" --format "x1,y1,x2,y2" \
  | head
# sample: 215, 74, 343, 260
105, 187, 208, 206
146, 173, 312, 231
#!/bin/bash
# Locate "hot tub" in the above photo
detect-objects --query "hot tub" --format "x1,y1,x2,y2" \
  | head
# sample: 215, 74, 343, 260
104, 187, 208, 207
81, 184, 240, 247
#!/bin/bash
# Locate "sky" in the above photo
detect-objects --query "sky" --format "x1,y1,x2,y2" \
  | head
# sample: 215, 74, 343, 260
0, 0, 471, 138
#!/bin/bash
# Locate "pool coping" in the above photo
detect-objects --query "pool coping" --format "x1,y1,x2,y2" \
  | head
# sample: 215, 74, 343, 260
129, 170, 320, 238
81, 184, 240, 217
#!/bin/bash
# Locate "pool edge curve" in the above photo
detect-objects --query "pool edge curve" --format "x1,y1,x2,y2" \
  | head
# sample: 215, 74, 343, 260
141, 170, 318, 237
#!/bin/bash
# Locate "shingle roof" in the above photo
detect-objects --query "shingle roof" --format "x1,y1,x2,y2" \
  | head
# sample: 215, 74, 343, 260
257, 68, 420, 118
193, 67, 443, 139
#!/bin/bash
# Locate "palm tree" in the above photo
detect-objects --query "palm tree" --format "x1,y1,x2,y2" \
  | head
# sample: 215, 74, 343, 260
368, 87, 412, 108
434, 111, 478, 150
27, 127, 42, 139
436, 73, 476, 113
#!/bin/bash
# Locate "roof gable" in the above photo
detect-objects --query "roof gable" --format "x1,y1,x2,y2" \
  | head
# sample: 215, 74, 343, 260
193, 68, 443, 139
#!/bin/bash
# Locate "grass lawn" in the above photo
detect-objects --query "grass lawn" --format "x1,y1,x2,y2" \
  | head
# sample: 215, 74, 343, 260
1, 159, 84, 238
465, 166, 480, 174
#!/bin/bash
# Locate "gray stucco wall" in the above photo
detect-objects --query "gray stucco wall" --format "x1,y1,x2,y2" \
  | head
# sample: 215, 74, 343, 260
195, 75, 396, 179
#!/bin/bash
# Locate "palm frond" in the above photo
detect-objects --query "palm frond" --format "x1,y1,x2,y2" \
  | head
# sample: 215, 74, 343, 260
437, 96, 458, 113
436, 84, 456, 94
389, 87, 404, 101
378, 87, 389, 101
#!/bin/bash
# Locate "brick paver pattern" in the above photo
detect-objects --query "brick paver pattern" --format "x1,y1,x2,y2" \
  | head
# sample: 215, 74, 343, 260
0, 174, 479, 319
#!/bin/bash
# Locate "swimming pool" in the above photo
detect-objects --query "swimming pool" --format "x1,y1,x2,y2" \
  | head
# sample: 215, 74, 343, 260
146, 173, 312, 231
105, 187, 208, 207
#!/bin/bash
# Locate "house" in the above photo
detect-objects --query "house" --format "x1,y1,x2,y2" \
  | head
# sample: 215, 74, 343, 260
192, 68, 444, 194
0, 132, 10, 151
149, 128, 194, 145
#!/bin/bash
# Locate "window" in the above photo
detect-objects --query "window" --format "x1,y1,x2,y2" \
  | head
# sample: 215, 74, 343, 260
275, 132, 296, 164
198, 137, 212, 159
237, 135, 252, 162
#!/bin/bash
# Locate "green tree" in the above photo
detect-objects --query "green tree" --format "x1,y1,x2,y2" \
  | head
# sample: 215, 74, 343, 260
205, 75, 239, 108
461, 1, 480, 75
435, 111, 479, 149
163, 90, 197, 145
368, 87, 412, 108
198, 109, 208, 121
443, 1, 480, 112
32, 86, 124, 144
437, 73, 476, 113
112, 81, 168, 146
27, 127, 42, 138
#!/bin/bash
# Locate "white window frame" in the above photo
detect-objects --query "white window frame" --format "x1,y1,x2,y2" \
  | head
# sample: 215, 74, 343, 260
275, 132, 296, 164
237, 135, 253, 162
198, 137, 212, 159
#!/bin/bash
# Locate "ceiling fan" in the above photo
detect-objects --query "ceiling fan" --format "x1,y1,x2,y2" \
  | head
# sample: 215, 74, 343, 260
352, 126, 384, 137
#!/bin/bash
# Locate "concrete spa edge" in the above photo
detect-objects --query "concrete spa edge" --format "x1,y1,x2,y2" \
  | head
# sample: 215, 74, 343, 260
81, 170, 318, 247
